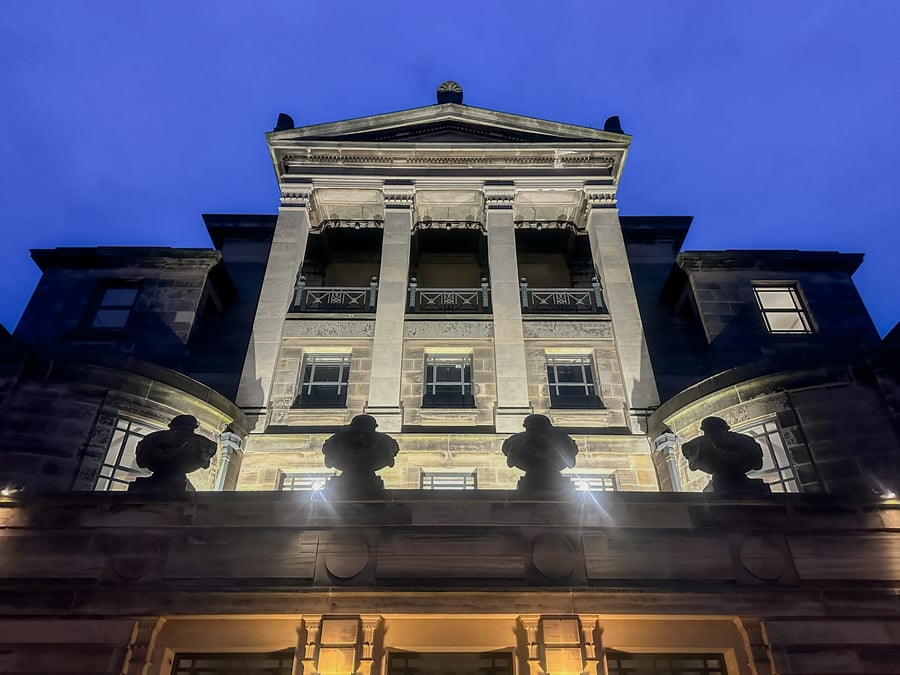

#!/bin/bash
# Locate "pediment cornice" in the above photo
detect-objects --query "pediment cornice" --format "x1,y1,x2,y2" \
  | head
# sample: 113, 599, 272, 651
268, 103, 630, 145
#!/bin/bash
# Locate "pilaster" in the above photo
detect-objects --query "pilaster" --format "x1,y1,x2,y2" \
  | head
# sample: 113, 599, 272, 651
734, 618, 776, 675
356, 615, 383, 675
365, 182, 414, 432
518, 615, 545, 675
121, 617, 166, 675
583, 185, 659, 431
237, 182, 313, 432
486, 182, 532, 432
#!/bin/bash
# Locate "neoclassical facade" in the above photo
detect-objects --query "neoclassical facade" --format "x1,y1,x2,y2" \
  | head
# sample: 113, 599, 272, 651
1, 83, 900, 674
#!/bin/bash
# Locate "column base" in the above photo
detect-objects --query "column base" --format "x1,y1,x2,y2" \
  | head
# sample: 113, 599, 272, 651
494, 407, 533, 433
363, 406, 404, 433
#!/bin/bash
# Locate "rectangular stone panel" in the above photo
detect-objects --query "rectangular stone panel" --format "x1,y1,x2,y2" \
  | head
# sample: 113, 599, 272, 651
582, 531, 733, 580
165, 530, 317, 580
377, 532, 522, 579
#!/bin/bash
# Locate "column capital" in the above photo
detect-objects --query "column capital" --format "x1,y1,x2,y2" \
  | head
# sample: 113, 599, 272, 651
279, 182, 314, 208
484, 181, 516, 210
383, 181, 415, 209
583, 185, 617, 209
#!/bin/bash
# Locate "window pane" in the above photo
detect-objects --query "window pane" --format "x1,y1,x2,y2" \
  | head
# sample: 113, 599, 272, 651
101, 287, 139, 306
739, 418, 801, 493
92, 309, 131, 328
755, 289, 797, 309
296, 354, 351, 408
767, 312, 806, 332
423, 354, 474, 408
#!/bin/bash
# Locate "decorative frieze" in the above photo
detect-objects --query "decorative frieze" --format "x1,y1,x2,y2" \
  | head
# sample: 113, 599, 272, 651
522, 320, 612, 339
413, 220, 485, 233
282, 319, 375, 338
404, 320, 493, 338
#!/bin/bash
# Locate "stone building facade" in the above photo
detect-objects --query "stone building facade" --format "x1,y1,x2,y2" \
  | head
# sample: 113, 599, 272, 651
1, 83, 900, 673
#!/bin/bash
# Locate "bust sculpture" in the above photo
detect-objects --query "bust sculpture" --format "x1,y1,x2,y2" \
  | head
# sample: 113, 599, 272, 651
129, 415, 217, 493
322, 415, 400, 498
502, 414, 578, 494
681, 417, 770, 495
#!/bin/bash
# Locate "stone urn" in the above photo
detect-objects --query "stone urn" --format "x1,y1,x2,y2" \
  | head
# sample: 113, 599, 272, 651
322, 415, 399, 498
129, 415, 217, 494
502, 414, 578, 495
681, 417, 771, 496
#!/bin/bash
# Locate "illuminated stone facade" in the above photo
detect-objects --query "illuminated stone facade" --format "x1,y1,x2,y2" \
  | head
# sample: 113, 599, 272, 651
2, 84, 900, 673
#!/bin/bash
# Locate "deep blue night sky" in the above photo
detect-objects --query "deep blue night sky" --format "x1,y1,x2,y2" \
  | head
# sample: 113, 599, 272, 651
2, 2, 899, 334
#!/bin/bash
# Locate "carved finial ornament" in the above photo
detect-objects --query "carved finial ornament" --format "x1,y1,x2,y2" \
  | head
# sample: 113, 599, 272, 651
437, 80, 463, 104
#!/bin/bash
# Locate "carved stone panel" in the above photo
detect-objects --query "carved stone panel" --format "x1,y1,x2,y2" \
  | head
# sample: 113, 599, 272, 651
522, 321, 612, 339
404, 320, 493, 338
283, 319, 375, 338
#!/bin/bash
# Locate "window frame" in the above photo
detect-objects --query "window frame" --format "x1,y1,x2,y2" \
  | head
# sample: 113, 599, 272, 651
734, 417, 802, 493
420, 470, 478, 490
752, 283, 813, 334
279, 471, 336, 491
422, 353, 475, 408
94, 417, 155, 491
84, 281, 142, 331
294, 353, 352, 408
545, 354, 603, 409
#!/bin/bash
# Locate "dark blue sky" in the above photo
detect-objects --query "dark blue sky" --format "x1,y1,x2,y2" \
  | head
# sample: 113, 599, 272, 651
2, 2, 899, 334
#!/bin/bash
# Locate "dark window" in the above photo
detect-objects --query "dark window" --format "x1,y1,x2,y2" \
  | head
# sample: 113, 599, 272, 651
295, 354, 351, 408
423, 354, 474, 408
420, 470, 478, 490
546, 355, 602, 408
90, 284, 140, 329
94, 418, 154, 491
753, 284, 813, 334
171, 648, 295, 675
606, 651, 726, 675
388, 651, 513, 675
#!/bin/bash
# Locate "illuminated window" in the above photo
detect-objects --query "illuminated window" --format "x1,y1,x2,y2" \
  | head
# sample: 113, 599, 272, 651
295, 353, 351, 407
89, 283, 140, 329
171, 649, 295, 675
279, 472, 335, 491
736, 418, 801, 492
420, 470, 478, 490
546, 354, 602, 408
94, 418, 155, 491
753, 284, 812, 334
606, 652, 726, 675
569, 473, 617, 492
423, 354, 474, 408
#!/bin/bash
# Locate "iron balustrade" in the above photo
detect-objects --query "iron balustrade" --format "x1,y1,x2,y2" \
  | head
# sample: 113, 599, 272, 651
519, 277, 607, 314
291, 276, 378, 312
407, 278, 491, 313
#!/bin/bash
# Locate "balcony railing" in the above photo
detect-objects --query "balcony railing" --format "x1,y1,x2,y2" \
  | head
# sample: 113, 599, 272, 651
407, 278, 491, 313
519, 277, 607, 314
292, 276, 378, 312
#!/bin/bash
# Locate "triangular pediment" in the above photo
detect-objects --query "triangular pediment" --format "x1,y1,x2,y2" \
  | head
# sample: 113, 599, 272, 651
269, 103, 628, 145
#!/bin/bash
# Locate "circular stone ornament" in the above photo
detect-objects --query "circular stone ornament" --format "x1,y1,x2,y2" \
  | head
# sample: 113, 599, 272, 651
738, 535, 786, 582
532, 533, 576, 579
324, 535, 370, 580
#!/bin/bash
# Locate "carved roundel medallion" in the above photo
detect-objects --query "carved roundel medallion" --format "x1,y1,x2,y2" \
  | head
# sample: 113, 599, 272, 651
532, 533, 576, 580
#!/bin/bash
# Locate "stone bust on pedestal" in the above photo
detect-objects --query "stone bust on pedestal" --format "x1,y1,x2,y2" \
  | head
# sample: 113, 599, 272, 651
129, 415, 217, 494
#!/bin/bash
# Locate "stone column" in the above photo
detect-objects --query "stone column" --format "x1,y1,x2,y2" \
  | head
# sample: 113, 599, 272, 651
122, 617, 166, 675
583, 186, 659, 432
485, 183, 532, 433
364, 182, 414, 432
296, 615, 322, 675
653, 430, 682, 492
236, 183, 313, 432
213, 428, 242, 491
